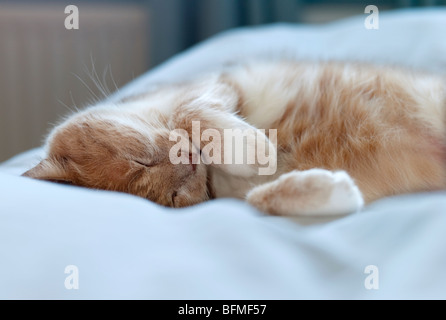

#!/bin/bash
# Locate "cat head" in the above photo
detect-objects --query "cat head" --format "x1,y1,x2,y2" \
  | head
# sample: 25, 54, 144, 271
22, 108, 212, 207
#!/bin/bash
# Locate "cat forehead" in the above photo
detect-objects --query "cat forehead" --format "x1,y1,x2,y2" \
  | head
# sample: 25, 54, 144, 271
46, 111, 169, 157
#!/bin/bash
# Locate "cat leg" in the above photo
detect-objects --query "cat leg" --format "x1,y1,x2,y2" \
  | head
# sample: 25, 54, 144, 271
246, 169, 364, 216
172, 80, 277, 177
198, 113, 276, 177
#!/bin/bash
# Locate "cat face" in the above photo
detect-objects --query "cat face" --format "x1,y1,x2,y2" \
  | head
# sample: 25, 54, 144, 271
22, 110, 211, 207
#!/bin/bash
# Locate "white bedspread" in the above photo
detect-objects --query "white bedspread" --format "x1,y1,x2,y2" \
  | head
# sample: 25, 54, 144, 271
1, 8, 446, 299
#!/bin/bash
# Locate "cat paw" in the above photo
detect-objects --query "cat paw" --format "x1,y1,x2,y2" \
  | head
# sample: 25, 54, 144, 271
311, 169, 364, 216
246, 169, 364, 216
214, 126, 277, 177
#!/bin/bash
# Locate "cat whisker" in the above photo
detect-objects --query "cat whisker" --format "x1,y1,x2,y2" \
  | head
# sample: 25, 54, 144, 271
88, 55, 114, 98
108, 64, 120, 92
84, 64, 108, 99
71, 72, 102, 103
101, 65, 113, 96
69, 91, 81, 112
56, 99, 76, 114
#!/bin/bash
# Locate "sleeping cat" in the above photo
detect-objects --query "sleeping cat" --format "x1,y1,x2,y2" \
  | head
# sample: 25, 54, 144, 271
23, 61, 446, 216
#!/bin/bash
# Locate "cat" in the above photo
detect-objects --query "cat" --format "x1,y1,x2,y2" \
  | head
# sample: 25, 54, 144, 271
22, 61, 446, 216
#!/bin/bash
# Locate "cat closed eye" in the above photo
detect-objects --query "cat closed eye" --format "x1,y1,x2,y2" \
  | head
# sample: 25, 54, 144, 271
47, 179, 73, 185
133, 160, 154, 168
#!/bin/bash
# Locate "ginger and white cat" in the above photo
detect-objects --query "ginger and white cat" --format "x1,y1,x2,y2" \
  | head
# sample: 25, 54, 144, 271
23, 61, 446, 216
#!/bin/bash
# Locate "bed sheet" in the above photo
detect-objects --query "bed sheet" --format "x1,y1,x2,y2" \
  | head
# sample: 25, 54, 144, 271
1, 8, 446, 299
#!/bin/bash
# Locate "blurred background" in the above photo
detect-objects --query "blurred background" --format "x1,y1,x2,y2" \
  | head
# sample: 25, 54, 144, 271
0, 0, 445, 161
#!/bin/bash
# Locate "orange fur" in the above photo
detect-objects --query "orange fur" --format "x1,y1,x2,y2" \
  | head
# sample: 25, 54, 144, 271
23, 61, 446, 215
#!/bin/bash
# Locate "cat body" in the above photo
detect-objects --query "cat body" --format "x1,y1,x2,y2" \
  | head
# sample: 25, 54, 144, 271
24, 61, 446, 216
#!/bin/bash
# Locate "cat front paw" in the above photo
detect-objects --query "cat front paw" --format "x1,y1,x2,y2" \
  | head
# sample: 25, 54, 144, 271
246, 169, 364, 216
208, 125, 277, 177
310, 169, 364, 215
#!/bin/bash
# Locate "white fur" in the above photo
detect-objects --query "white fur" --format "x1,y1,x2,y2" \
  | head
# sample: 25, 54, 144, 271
246, 169, 364, 216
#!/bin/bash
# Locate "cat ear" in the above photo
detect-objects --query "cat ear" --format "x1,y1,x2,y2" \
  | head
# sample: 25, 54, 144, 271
22, 159, 72, 184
